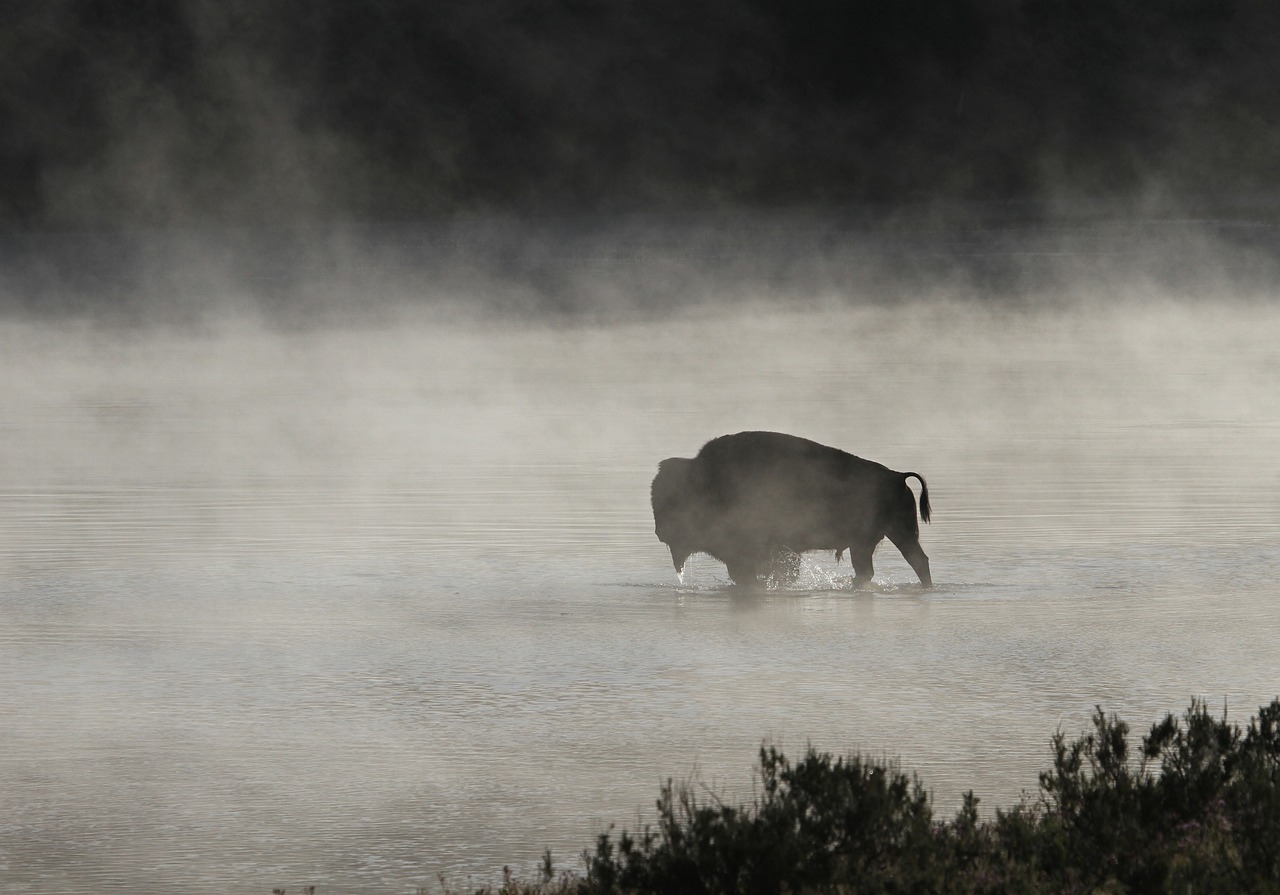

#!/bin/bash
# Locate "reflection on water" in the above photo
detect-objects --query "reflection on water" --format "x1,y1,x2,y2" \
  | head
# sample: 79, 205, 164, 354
2, 301, 1279, 893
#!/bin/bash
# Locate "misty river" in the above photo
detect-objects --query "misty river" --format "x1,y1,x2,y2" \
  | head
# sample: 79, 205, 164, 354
2, 281, 1279, 892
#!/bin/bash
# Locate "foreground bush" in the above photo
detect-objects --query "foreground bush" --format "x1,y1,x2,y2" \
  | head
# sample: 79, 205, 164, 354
463, 698, 1280, 895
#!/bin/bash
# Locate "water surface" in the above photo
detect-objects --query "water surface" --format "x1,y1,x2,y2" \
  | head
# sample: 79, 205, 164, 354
2, 300, 1279, 893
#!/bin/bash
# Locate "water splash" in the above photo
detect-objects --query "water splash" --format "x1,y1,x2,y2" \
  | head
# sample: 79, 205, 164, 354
791, 557, 850, 592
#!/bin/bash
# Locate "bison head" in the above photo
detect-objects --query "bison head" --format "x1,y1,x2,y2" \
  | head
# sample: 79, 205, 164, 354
650, 457, 702, 573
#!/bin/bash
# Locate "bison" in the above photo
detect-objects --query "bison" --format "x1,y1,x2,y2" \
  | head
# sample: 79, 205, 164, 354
651, 431, 932, 587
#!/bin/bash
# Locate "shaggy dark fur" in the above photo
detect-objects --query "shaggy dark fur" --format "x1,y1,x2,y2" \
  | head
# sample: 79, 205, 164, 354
652, 431, 931, 587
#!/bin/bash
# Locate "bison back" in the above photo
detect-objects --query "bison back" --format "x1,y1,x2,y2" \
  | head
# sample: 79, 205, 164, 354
694, 432, 894, 547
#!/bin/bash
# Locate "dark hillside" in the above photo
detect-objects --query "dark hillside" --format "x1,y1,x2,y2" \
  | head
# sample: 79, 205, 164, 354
4, 0, 1280, 227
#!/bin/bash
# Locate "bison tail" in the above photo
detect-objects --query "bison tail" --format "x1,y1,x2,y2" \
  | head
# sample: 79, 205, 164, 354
904, 472, 931, 524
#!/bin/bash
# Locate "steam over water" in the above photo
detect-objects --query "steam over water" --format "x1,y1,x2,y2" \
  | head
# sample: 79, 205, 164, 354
3, 265, 1280, 892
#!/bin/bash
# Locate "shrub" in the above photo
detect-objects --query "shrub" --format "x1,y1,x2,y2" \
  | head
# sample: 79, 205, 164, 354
570, 697, 1280, 895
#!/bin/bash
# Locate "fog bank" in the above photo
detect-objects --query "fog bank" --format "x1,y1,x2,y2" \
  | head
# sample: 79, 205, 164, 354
2, 212, 1278, 325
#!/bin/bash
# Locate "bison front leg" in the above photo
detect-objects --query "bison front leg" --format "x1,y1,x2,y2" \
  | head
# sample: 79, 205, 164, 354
723, 549, 770, 587
716, 553, 752, 588
888, 532, 932, 588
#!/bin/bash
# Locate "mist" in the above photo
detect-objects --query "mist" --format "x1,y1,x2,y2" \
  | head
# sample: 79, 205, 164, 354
5, 288, 1280, 892
5, 1, 1280, 893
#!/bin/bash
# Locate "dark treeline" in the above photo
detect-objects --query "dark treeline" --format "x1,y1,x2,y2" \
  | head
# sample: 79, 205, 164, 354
4, 0, 1280, 228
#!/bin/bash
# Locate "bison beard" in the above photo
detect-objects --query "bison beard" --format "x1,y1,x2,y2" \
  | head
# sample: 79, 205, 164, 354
651, 432, 932, 587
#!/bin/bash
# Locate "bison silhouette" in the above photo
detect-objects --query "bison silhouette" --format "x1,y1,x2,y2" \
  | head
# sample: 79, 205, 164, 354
651, 431, 932, 587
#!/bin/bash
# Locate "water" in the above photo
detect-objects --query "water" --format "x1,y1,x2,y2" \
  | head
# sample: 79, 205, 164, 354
2, 298, 1279, 894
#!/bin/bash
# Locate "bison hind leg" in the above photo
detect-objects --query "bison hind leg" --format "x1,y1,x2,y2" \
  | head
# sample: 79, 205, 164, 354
849, 543, 876, 588
888, 532, 932, 588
